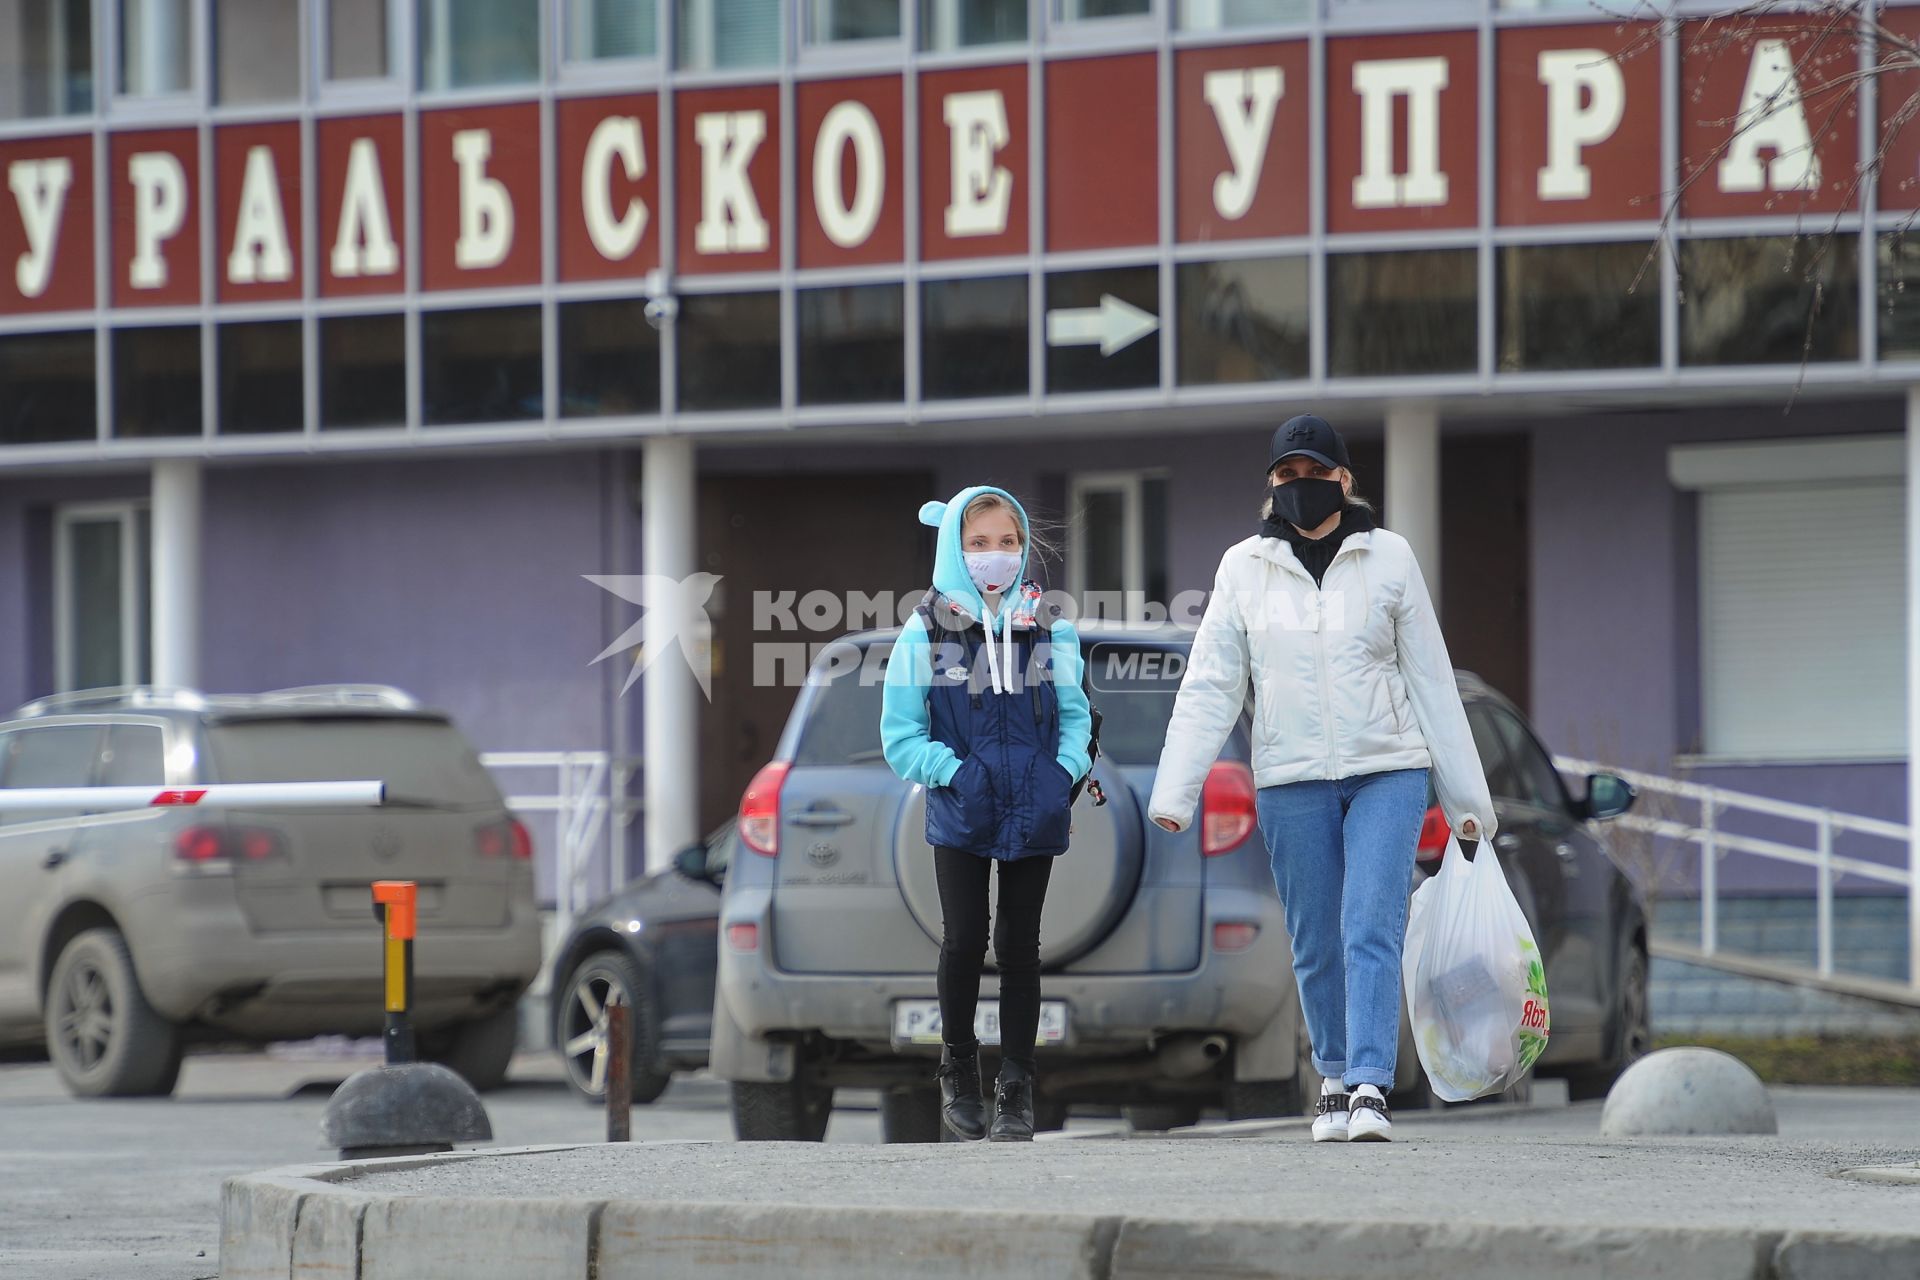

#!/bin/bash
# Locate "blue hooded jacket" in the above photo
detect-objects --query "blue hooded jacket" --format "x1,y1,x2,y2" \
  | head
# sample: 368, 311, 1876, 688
880, 486, 1093, 860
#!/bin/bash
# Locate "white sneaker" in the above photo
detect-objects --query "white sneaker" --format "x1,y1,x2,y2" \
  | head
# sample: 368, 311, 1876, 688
1311, 1078, 1350, 1143
1348, 1085, 1392, 1142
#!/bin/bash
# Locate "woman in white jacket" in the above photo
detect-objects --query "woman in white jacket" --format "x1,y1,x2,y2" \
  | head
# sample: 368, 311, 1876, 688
1148, 414, 1495, 1144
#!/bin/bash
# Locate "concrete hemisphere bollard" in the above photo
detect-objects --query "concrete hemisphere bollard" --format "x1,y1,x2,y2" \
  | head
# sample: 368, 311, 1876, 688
1600, 1046, 1777, 1137
321, 1062, 493, 1160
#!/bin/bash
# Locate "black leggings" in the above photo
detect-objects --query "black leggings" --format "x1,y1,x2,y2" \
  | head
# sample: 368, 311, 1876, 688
934, 846, 1054, 1069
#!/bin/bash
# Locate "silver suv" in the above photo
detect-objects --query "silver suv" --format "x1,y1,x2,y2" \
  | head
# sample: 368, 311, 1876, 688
711, 627, 1337, 1140
0, 685, 542, 1097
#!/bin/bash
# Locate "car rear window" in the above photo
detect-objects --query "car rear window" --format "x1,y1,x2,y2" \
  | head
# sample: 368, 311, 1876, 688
793, 638, 1247, 769
205, 716, 503, 807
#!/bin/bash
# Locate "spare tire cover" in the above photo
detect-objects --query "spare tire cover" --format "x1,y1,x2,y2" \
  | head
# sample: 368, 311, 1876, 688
893, 777, 1143, 968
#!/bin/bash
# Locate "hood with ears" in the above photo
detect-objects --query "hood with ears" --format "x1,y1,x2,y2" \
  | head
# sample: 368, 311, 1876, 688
918, 485, 1030, 629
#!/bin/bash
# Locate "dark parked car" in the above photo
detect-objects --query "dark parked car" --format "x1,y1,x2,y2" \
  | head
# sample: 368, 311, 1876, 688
546, 827, 726, 1103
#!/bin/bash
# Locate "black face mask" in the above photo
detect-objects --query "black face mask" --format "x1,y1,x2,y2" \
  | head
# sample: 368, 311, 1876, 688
1268, 477, 1346, 530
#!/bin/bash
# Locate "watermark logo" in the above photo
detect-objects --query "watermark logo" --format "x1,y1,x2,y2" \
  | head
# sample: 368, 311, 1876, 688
585, 573, 722, 698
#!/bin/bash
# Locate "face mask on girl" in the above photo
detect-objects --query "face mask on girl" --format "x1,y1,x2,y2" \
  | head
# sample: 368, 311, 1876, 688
964, 550, 1022, 596
1268, 476, 1346, 530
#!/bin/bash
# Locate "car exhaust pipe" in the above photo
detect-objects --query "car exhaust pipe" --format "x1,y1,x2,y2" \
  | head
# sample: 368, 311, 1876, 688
1041, 1033, 1232, 1091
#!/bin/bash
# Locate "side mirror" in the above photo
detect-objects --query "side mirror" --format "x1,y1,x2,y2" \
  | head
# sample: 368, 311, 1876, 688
673, 844, 710, 881
1584, 773, 1636, 821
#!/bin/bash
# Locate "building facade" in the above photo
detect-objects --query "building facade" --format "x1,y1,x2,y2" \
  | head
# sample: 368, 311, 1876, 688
1, 0, 1915, 902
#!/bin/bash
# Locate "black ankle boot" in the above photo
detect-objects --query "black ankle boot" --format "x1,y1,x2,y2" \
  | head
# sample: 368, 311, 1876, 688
937, 1043, 987, 1141
988, 1059, 1036, 1142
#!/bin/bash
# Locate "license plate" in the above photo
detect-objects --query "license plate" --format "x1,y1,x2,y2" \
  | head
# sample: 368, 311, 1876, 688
892, 999, 1068, 1047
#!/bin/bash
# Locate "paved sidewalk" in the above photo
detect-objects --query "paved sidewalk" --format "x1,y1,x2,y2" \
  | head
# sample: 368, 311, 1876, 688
223, 1087, 1920, 1280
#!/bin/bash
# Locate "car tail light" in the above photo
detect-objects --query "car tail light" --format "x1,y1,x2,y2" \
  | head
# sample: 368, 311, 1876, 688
1212, 921, 1259, 952
509, 817, 532, 860
236, 826, 286, 861
1415, 804, 1451, 864
476, 817, 534, 860
174, 825, 226, 863
738, 762, 789, 857
1200, 760, 1257, 856
726, 922, 760, 952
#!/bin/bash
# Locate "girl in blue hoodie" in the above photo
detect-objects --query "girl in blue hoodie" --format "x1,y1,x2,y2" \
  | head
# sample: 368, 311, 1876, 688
880, 486, 1093, 1142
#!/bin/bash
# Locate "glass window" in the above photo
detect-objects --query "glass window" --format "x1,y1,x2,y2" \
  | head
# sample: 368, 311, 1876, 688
677, 291, 780, 411
804, 0, 900, 43
327, 0, 392, 79
422, 306, 542, 425
1877, 232, 1920, 361
1678, 235, 1859, 366
677, 0, 779, 70
565, 0, 657, 60
1327, 250, 1477, 377
559, 299, 662, 417
1177, 257, 1309, 385
0, 725, 100, 788
101, 724, 165, 786
1044, 265, 1160, 394
55, 506, 150, 694
798, 283, 904, 405
1468, 708, 1519, 803
113, 327, 202, 437
320, 314, 405, 429
214, 0, 297, 103
1489, 707, 1568, 813
1176, 0, 1308, 26
1497, 242, 1660, 373
922, 275, 1027, 400
218, 321, 303, 434
417, 0, 539, 91
118, 0, 191, 96
0, 0, 94, 118
0, 331, 96, 445
918, 0, 1024, 49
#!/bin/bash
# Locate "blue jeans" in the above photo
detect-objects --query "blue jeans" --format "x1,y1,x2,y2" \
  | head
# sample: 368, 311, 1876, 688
1255, 767, 1429, 1091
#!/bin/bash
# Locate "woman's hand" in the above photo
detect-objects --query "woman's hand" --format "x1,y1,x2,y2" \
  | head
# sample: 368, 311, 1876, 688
1456, 813, 1483, 841
1153, 817, 1180, 832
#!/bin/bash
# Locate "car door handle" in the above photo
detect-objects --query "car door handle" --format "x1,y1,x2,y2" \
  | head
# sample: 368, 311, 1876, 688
1494, 833, 1523, 852
790, 808, 855, 828
43, 847, 71, 870
1554, 842, 1579, 860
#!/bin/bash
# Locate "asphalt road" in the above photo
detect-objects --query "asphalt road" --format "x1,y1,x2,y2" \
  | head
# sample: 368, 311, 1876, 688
0, 1048, 880, 1280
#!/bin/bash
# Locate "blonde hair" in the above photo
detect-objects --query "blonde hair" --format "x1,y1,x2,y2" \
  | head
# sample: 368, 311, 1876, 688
1259, 467, 1376, 520
963, 491, 1061, 570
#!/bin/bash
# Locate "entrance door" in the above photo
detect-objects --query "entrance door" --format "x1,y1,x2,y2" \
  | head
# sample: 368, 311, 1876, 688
696, 472, 935, 833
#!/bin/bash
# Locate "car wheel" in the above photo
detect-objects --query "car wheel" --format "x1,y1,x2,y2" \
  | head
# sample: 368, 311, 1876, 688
45, 927, 182, 1098
1224, 1077, 1305, 1121
1125, 1101, 1203, 1131
1565, 941, 1651, 1102
555, 950, 671, 1106
879, 1084, 944, 1143
432, 1005, 519, 1092
731, 1075, 833, 1141
1033, 1094, 1069, 1133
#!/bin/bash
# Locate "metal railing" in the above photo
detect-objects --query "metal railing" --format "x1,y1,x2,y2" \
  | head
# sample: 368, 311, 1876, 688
1556, 756, 1920, 997
479, 752, 642, 945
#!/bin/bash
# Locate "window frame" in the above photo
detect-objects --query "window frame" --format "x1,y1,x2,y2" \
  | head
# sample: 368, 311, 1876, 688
52, 500, 152, 695
1067, 469, 1168, 624
553, 0, 664, 87
795, 0, 906, 66
1044, 0, 1161, 49
313, 0, 410, 105
108, 0, 204, 115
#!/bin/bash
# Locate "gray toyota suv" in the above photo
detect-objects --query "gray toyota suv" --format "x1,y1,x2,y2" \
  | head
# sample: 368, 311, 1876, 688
0, 685, 542, 1097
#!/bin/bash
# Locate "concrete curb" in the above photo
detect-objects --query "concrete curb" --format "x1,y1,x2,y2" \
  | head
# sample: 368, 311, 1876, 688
222, 1141, 1920, 1280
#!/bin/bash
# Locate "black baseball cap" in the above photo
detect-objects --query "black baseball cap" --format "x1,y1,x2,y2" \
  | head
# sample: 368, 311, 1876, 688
1268, 413, 1350, 473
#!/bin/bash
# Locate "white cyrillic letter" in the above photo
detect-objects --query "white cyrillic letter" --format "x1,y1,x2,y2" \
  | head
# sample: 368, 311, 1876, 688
813, 100, 884, 249
943, 89, 1012, 238
452, 128, 514, 270
331, 138, 399, 278
583, 115, 649, 262
1202, 66, 1284, 221
128, 151, 188, 290
1536, 49, 1625, 201
1718, 38, 1819, 194
226, 145, 293, 284
693, 110, 770, 255
1351, 57, 1450, 209
7, 157, 72, 298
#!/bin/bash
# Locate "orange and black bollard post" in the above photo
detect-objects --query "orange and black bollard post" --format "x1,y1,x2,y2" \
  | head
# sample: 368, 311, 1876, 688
371, 880, 417, 1065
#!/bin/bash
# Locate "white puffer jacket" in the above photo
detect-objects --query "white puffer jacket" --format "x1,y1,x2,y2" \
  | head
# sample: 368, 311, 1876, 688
1147, 525, 1496, 837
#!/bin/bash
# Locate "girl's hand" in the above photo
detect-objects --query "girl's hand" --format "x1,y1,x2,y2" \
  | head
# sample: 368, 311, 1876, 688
1153, 817, 1180, 832
1456, 813, 1483, 841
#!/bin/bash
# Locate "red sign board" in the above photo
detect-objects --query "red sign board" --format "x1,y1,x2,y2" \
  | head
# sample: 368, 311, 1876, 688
111, 129, 200, 308
216, 121, 303, 303
1175, 41, 1311, 243
920, 63, 1029, 262
797, 76, 904, 269
677, 85, 782, 276
420, 104, 543, 291
557, 94, 661, 282
0, 134, 94, 314
1497, 23, 1662, 226
1048, 54, 1158, 252
317, 114, 406, 299
1326, 32, 1479, 234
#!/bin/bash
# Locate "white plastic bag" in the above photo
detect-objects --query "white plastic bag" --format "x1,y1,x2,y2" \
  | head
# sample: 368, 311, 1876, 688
1401, 836, 1550, 1102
